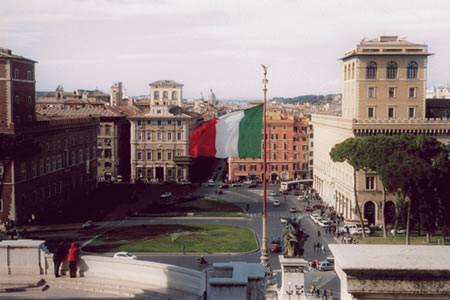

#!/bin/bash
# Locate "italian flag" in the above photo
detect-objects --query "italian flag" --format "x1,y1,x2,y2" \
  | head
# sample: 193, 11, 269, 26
190, 104, 264, 159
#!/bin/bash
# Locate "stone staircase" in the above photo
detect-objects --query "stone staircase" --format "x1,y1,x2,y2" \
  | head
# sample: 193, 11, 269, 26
13, 275, 201, 300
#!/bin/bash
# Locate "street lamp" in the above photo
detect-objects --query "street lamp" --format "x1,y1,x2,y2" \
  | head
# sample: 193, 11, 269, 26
295, 285, 304, 300
286, 282, 293, 300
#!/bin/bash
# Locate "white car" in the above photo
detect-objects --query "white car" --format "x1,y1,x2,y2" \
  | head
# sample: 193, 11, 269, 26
269, 191, 277, 197
390, 228, 407, 234
208, 179, 215, 186
231, 182, 242, 187
280, 217, 288, 224
113, 252, 137, 260
272, 199, 281, 207
243, 180, 253, 185
350, 227, 370, 235
160, 192, 173, 199
82, 220, 94, 230
318, 219, 331, 228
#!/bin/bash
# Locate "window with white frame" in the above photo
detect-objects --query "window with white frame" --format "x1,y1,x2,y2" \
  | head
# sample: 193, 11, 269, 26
388, 107, 395, 118
408, 107, 416, 119
388, 87, 396, 98
177, 132, 182, 140
146, 150, 152, 160
365, 175, 376, 190
167, 132, 172, 141
157, 151, 162, 160
368, 107, 375, 118
368, 87, 376, 98
167, 151, 172, 160
146, 131, 152, 141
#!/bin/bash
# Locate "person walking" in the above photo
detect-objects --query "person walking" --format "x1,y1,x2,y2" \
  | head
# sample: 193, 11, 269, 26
67, 242, 80, 278
322, 289, 328, 300
321, 244, 325, 255
53, 241, 66, 278
313, 243, 317, 253
317, 230, 321, 237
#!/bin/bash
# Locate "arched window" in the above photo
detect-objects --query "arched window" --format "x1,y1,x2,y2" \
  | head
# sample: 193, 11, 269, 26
407, 61, 418, 79
163, 91, 168, 100
154, 91, 159, 100
386, 61, 397, 79
171, 91, 177, 100
366, 61, 377, 79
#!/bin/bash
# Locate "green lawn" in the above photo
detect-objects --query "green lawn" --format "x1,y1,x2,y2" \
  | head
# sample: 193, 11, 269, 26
360, 235, 450, 245
140, 196, 243, 216
83, 224, 257, 254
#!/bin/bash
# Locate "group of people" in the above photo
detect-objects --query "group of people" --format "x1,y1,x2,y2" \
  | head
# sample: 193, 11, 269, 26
312, 242, 326, 254
53, 241, 80, 278
309, 284, 333, 300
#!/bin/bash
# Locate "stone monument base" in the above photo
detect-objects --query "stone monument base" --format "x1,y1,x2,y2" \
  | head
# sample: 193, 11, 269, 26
278, 256, 307, 300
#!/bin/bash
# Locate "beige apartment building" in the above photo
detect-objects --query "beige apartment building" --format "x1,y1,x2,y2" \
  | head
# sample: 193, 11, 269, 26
312, 36, 450, 225
129, 81, 202, 183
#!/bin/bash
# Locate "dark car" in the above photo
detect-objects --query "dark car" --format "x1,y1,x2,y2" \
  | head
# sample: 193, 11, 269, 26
215, 188, 223, 194
219, 184, 229, 189
269, 239, 282, 253
248, 183, 258, 188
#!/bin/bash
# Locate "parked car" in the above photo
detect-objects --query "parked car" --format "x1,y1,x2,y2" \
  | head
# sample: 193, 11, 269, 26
318, 219, 332, 228
273, 199, 281, 207
269, 191, 277, 196
243, 180, 253, 184
160, 192, 173, 199
339, 223, 365, 234
303, 206, 312, 211
390, 227, 407, 235
317, 261, 334, 271
280, 190, 289, 195
269, 239, 282, 253
297, 195, 306, 201
231, 182, 242, 187
312, 204, 324, 210
350, 227, 371, 235
293, 190, 301, 196
219, 184, 229, 189
289, 207, 297, 213
82, 220, 94, 230
113, 252, 137, 260
248, 183, 258, 188
208, 179, 215, 186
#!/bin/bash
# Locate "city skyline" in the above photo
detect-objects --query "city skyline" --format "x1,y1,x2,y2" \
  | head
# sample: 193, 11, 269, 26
1, 0, 450, 99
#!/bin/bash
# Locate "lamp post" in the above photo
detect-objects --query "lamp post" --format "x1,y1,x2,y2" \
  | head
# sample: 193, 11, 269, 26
286, 282, 293, 300
260, 64, 270, 269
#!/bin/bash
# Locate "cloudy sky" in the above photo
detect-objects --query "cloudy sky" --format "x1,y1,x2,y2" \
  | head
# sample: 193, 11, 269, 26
1, 0, 449, 99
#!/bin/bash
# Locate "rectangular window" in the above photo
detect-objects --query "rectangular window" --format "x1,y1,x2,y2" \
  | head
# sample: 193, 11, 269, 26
368, 107, 375, 118
282, 165, 288, 171
167, 132, 172, 141
293, 145, 297, 151
177, 132, 182, 140
157, 151, 162, 160
146, 150, 152, 160
157, 132, 161, 141
239, 165, 246, 171
250, 165, 257, 171
157, 120, 162, 126
388, 107, 395, 118
283, 153, 287, 160
388, 87, 396, 98
136, 131, 142, 140
365, 175, 375, 190
368, 87, 375, 98
167, 151, 172, 160
137, 151, 142, 160
273, 143, 277, 150
408, 107, 416, 118
409, 87, 416, 98
105, 126, 111, 135
271, 165, 278, 171
283, 133, 287, 139
177, 120, 182, 126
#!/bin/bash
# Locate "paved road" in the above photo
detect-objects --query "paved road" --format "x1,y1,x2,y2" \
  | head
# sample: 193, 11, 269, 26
24, 182, 341, 297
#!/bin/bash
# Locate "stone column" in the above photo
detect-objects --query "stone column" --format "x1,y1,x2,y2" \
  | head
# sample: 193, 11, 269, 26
278, 256, 307, 300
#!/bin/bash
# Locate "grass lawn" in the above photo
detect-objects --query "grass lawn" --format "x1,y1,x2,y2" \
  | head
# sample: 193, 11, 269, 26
140, 196, 243, 216
83, 224, 257, 254
360, 235, 450, 245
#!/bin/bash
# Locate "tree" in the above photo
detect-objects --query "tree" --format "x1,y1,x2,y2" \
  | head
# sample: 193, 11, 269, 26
330, 138, 370, 237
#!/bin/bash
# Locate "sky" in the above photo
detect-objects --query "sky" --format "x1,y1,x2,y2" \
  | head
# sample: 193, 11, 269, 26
1, 0, 450, 99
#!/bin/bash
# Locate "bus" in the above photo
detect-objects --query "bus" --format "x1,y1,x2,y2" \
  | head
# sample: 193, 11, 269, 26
280, 179, 313, 192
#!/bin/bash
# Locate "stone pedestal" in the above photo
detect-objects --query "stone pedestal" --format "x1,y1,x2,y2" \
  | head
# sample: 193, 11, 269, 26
278, 256, 307, 300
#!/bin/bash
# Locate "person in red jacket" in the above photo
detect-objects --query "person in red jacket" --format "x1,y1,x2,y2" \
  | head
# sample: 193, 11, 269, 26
67, 242, 80, 278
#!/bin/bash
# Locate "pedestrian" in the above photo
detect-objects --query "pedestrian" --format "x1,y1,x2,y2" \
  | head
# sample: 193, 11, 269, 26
317, 242, 320, 251
313, 243, 317, 253
322, 289, 328, 300
321, 244, 325, 254
317, 230, 321, 237
53, 241, 66, 278
316, 288, 321, 298
67, 242, 80, 278
181, 244, 185, 255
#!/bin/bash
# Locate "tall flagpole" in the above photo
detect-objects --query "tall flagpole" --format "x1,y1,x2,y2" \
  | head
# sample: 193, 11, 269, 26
260, 65, 270, 269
